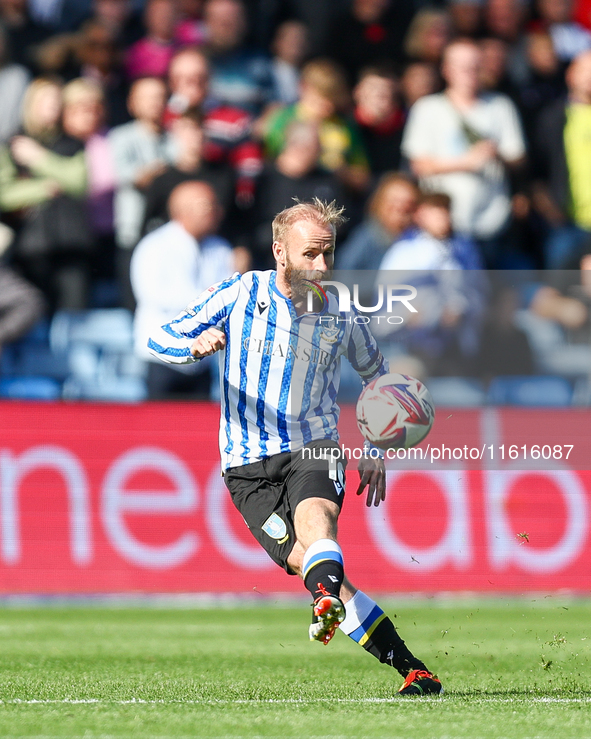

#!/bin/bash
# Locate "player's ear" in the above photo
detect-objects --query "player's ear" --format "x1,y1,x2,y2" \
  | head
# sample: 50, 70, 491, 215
272, 240, 286, 267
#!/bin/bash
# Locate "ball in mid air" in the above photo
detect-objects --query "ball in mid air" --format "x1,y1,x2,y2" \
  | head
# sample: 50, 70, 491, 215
356, 373, 435, 450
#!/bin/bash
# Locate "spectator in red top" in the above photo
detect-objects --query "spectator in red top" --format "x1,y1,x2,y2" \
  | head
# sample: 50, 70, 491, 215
125, 0, 178, 80
353, 65, 405, 176
165, 47, 262, 207
575, 0, 591, 29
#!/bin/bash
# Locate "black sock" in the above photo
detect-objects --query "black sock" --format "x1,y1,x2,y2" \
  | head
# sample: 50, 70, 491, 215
304, 560, 344, 600
340, 591, 429, 677
362, 617, 428, 677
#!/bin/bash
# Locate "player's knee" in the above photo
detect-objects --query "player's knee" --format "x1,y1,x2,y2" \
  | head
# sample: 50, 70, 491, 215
296, 497, 339, 523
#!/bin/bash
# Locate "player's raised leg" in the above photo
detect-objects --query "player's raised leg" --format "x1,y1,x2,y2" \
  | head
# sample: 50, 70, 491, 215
288, 532, 442, 695
339, 579, 443, 695
289, 498, 346, 645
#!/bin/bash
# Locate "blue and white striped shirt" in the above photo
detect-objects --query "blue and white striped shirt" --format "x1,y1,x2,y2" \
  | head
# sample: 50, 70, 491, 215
148, 270, 387, 469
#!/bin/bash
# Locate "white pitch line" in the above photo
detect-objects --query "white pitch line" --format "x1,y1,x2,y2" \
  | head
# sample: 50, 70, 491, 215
1, 697, 591, 705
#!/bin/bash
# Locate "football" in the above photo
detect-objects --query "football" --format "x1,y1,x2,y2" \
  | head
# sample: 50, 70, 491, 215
356, 373, 435, 450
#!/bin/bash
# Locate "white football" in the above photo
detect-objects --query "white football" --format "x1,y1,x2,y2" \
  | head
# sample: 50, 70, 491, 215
356, 373, 435, 450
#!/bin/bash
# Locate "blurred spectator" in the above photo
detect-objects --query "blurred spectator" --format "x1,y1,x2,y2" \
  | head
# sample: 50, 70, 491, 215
35, 18, 130, 126
0, 78, 91, 311
270, 20, 309, 106
484, 0, 531, 87
326, 0, 416, 85
75, 19, 129, 126
90, 0, 142, 48
174, 0, 206, 46
109, 77, 175, 307
448, 0, 485, 37
474, 285, 535, 379
534, 0, 591, 62
484, 0, 529, 43
202, 0, 276, 115
124, 0, 178, 80
165, 47, 263, 207
336, 172, 419, 272
353, 65, 405, 176
0, 265, 45, 358
404, 8, 453, 66
400, 61, 441, 110
376, 192, 486, 376
264, 59, 370, 195
0, 25, 30, 144
142, 107, 234, 237
250, 121, 346, 269
402, 39, 527, 267
479, 37, 515, 95
131, 180, 234, 399
516, 30, 566, 144
0, 0, 52, 71
379, 192, 484, 270
514, 267, 591, 377
534, 50, 591, 267
62, 78, 117, 300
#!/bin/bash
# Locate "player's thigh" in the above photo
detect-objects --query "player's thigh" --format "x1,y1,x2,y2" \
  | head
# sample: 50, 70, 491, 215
224, 454, 297, 574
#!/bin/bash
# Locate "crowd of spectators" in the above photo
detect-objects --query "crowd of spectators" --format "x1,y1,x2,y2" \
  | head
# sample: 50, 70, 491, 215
1, 0, 591, 399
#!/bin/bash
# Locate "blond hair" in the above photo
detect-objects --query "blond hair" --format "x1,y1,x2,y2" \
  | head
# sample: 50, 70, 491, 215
63, 78, 104, 107
404, 9, 450, 60
22, 77, 62, 139
300, 58, 350, 109
272, 198, 347, 243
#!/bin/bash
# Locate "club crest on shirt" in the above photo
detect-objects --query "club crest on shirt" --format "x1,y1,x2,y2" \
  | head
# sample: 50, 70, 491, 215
262, 513, 288, 541
320, 317, 341, 344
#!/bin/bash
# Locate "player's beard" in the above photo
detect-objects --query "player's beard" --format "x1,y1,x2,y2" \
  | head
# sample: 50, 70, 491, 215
285, 254, 332, 304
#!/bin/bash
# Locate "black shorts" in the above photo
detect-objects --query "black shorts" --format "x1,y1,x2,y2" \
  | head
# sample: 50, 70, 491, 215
223, 440, 347, 574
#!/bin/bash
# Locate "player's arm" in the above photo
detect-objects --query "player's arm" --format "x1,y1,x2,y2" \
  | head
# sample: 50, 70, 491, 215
148, 273, 241, 364
347, 308, 389, 507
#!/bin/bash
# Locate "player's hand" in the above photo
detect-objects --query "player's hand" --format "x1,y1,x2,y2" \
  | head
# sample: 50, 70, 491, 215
190, 328, 226, 358
356, 455, 386, 507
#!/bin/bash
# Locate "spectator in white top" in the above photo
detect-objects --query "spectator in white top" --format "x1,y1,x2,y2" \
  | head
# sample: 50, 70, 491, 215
130, 180, 234, 399
401, 38, 526, 267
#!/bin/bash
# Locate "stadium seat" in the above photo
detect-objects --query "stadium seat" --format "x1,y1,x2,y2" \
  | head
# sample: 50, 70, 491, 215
486, 376, 573, 406
50, 309, 147, 402
0, 319, 68, 379
0, 377, 61, 400
50, 309, 134, 352
426, 377, 486, 407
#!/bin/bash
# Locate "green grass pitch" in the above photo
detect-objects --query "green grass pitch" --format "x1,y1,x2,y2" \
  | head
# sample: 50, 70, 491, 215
0, 599, 590, 738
